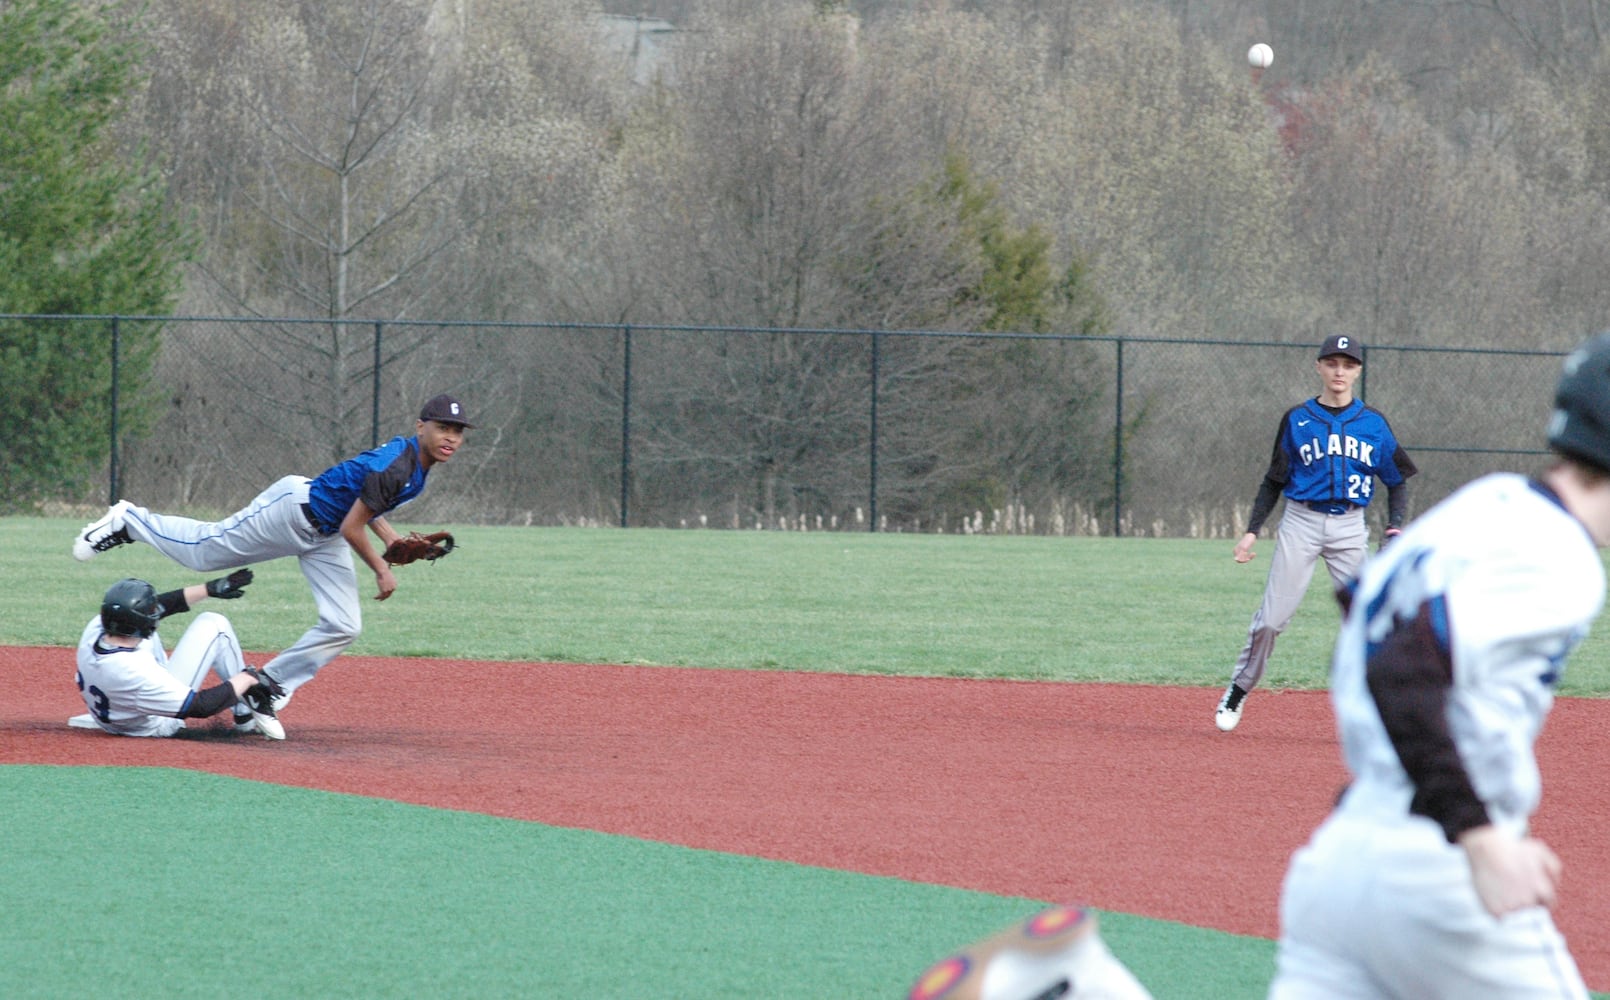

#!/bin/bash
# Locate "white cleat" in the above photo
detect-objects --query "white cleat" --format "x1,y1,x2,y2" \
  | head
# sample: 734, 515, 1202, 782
250, 710, 286, 741
72, 500, 133, 561
243, 682, 287, 740
1214, 685, 1247, 732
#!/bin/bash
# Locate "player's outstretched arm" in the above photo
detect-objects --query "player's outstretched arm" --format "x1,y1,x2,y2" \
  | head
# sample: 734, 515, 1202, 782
1459, 825, 1562, 916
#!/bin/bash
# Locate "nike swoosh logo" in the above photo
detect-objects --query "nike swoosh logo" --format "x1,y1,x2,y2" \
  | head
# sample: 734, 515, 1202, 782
1297, 419, 1311, 427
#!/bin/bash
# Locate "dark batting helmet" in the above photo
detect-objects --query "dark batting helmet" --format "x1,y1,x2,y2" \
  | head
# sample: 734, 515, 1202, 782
1548, 331, 1610, 473
101, 578, 161, 638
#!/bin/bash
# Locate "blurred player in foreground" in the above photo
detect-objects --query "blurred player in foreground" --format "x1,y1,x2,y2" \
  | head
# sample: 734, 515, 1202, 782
70, 572, 285, 740
909, 905, 1152, 1000
1266, 333, 1610, 998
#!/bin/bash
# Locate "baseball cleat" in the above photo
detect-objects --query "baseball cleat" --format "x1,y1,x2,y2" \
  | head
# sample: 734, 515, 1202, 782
68, 713, 99, 730
72, 500, 134, 561
1215, 684, 1247, 732
240, 688, 286, 741
244, 673, 293, 737
249, 710, 285, 741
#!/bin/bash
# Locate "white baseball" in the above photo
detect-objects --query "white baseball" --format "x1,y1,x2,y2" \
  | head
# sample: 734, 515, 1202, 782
1248, 43, 1273, 69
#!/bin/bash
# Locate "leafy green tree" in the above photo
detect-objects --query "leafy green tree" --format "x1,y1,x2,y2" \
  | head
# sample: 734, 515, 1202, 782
0, 0, 194, 510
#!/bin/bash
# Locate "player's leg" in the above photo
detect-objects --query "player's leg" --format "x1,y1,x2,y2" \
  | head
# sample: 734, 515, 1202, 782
1230, 505, 1325, 693
1319, 510, 1369, 589
258, 535, 363, 702
1268, 940, 1386, 1000
118, 476, 317, 572
163, 611, 248, 689
1269, 815, 1390, 999
1359, 826, 1589, 1000
160, 612, 284, 738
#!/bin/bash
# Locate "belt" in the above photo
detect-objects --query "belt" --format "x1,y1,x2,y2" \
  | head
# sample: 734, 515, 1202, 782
1304, 500, 1358, 515
301, 502, 332, 535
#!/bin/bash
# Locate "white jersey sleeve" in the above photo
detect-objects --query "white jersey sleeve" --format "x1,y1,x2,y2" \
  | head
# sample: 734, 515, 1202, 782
1330, 473, 1604, 832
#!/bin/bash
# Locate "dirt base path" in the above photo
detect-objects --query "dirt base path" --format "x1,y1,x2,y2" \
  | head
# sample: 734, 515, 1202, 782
5, 648, 1605, 990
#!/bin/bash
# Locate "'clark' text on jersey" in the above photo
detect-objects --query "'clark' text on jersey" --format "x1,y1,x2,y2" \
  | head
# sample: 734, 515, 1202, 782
1272, 399, 1413, 506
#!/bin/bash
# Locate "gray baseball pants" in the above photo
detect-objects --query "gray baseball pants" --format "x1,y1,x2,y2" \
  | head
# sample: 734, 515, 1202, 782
1230, 502, 1366, 693
119, 475, 361, 699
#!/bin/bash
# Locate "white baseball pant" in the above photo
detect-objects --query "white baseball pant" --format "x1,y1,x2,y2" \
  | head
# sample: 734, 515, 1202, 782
1269, 810, 1587, 999
1231, 502, 1366, 693
119, 475, 361, 698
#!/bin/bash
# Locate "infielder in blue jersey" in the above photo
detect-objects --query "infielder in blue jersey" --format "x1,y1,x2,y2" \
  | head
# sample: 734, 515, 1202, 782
1215, 335, 1417, 732
71, 394, 474, 711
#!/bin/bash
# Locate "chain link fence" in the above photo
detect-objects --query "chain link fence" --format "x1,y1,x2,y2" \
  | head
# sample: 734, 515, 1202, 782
11, 315, 1564, 536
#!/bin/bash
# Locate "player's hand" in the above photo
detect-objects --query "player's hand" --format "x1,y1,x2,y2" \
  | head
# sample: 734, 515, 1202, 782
1233, 532, 1257, 563
374, 566, 397, 601
1459, 825, 1562, 916
205, 568, 254, 600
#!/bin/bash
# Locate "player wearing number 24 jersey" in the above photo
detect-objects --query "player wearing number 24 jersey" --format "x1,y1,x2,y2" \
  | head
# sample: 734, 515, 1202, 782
1266, 332, 1610, 999
1215, 335, 1417, 732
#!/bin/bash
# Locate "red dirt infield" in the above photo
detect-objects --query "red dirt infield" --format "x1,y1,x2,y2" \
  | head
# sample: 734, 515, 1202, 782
4, 647, 1606, 990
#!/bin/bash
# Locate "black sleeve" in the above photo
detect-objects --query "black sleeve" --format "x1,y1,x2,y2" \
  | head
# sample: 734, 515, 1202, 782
1245, 476, 1284, 535
1246, 416, 1291, 535
1364, 600, 1490, 843
178, 681, 237, 719
358, 446, 420, 518
1386, 480, 1410, 531
1391, 442, 1419, 480
155, 589, 190, 619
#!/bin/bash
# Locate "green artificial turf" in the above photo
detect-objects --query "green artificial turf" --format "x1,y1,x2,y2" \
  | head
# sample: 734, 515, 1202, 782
0, 767, 1277, 999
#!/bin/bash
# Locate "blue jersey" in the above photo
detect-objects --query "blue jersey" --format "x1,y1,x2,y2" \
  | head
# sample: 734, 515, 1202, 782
304, 436, 429, 534
1272, 399, 1412, 507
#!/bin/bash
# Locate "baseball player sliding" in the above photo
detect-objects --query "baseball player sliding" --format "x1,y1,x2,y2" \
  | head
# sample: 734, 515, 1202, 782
70, 573, 285, 739
1216, 335, 1417, 731
71, 394, 472, 712
1267, 332, 1610, 998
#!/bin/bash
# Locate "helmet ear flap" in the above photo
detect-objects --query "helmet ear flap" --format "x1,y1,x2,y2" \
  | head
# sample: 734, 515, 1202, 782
101, 579, 161, 638
1548, 332, 1610, 475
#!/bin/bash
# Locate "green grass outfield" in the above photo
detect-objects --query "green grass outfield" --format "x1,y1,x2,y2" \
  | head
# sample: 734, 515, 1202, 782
7, 519, 1609, 998
11, 519, 1610, 693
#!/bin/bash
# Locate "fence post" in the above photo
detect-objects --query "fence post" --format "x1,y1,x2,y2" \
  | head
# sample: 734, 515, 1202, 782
869, 330, 880, 532
1112, 338, 1124, 537
620, 325, 633, 529
371, 321, 383, 448
109, 317, 122, 504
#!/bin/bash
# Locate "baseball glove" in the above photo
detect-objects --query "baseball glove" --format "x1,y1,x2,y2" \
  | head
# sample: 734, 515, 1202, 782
383, 530, 456, 566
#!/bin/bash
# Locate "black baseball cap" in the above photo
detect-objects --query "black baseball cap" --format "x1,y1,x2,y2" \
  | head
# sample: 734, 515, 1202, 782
419, 394, 474, 428
1318, 334, 1364, 364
